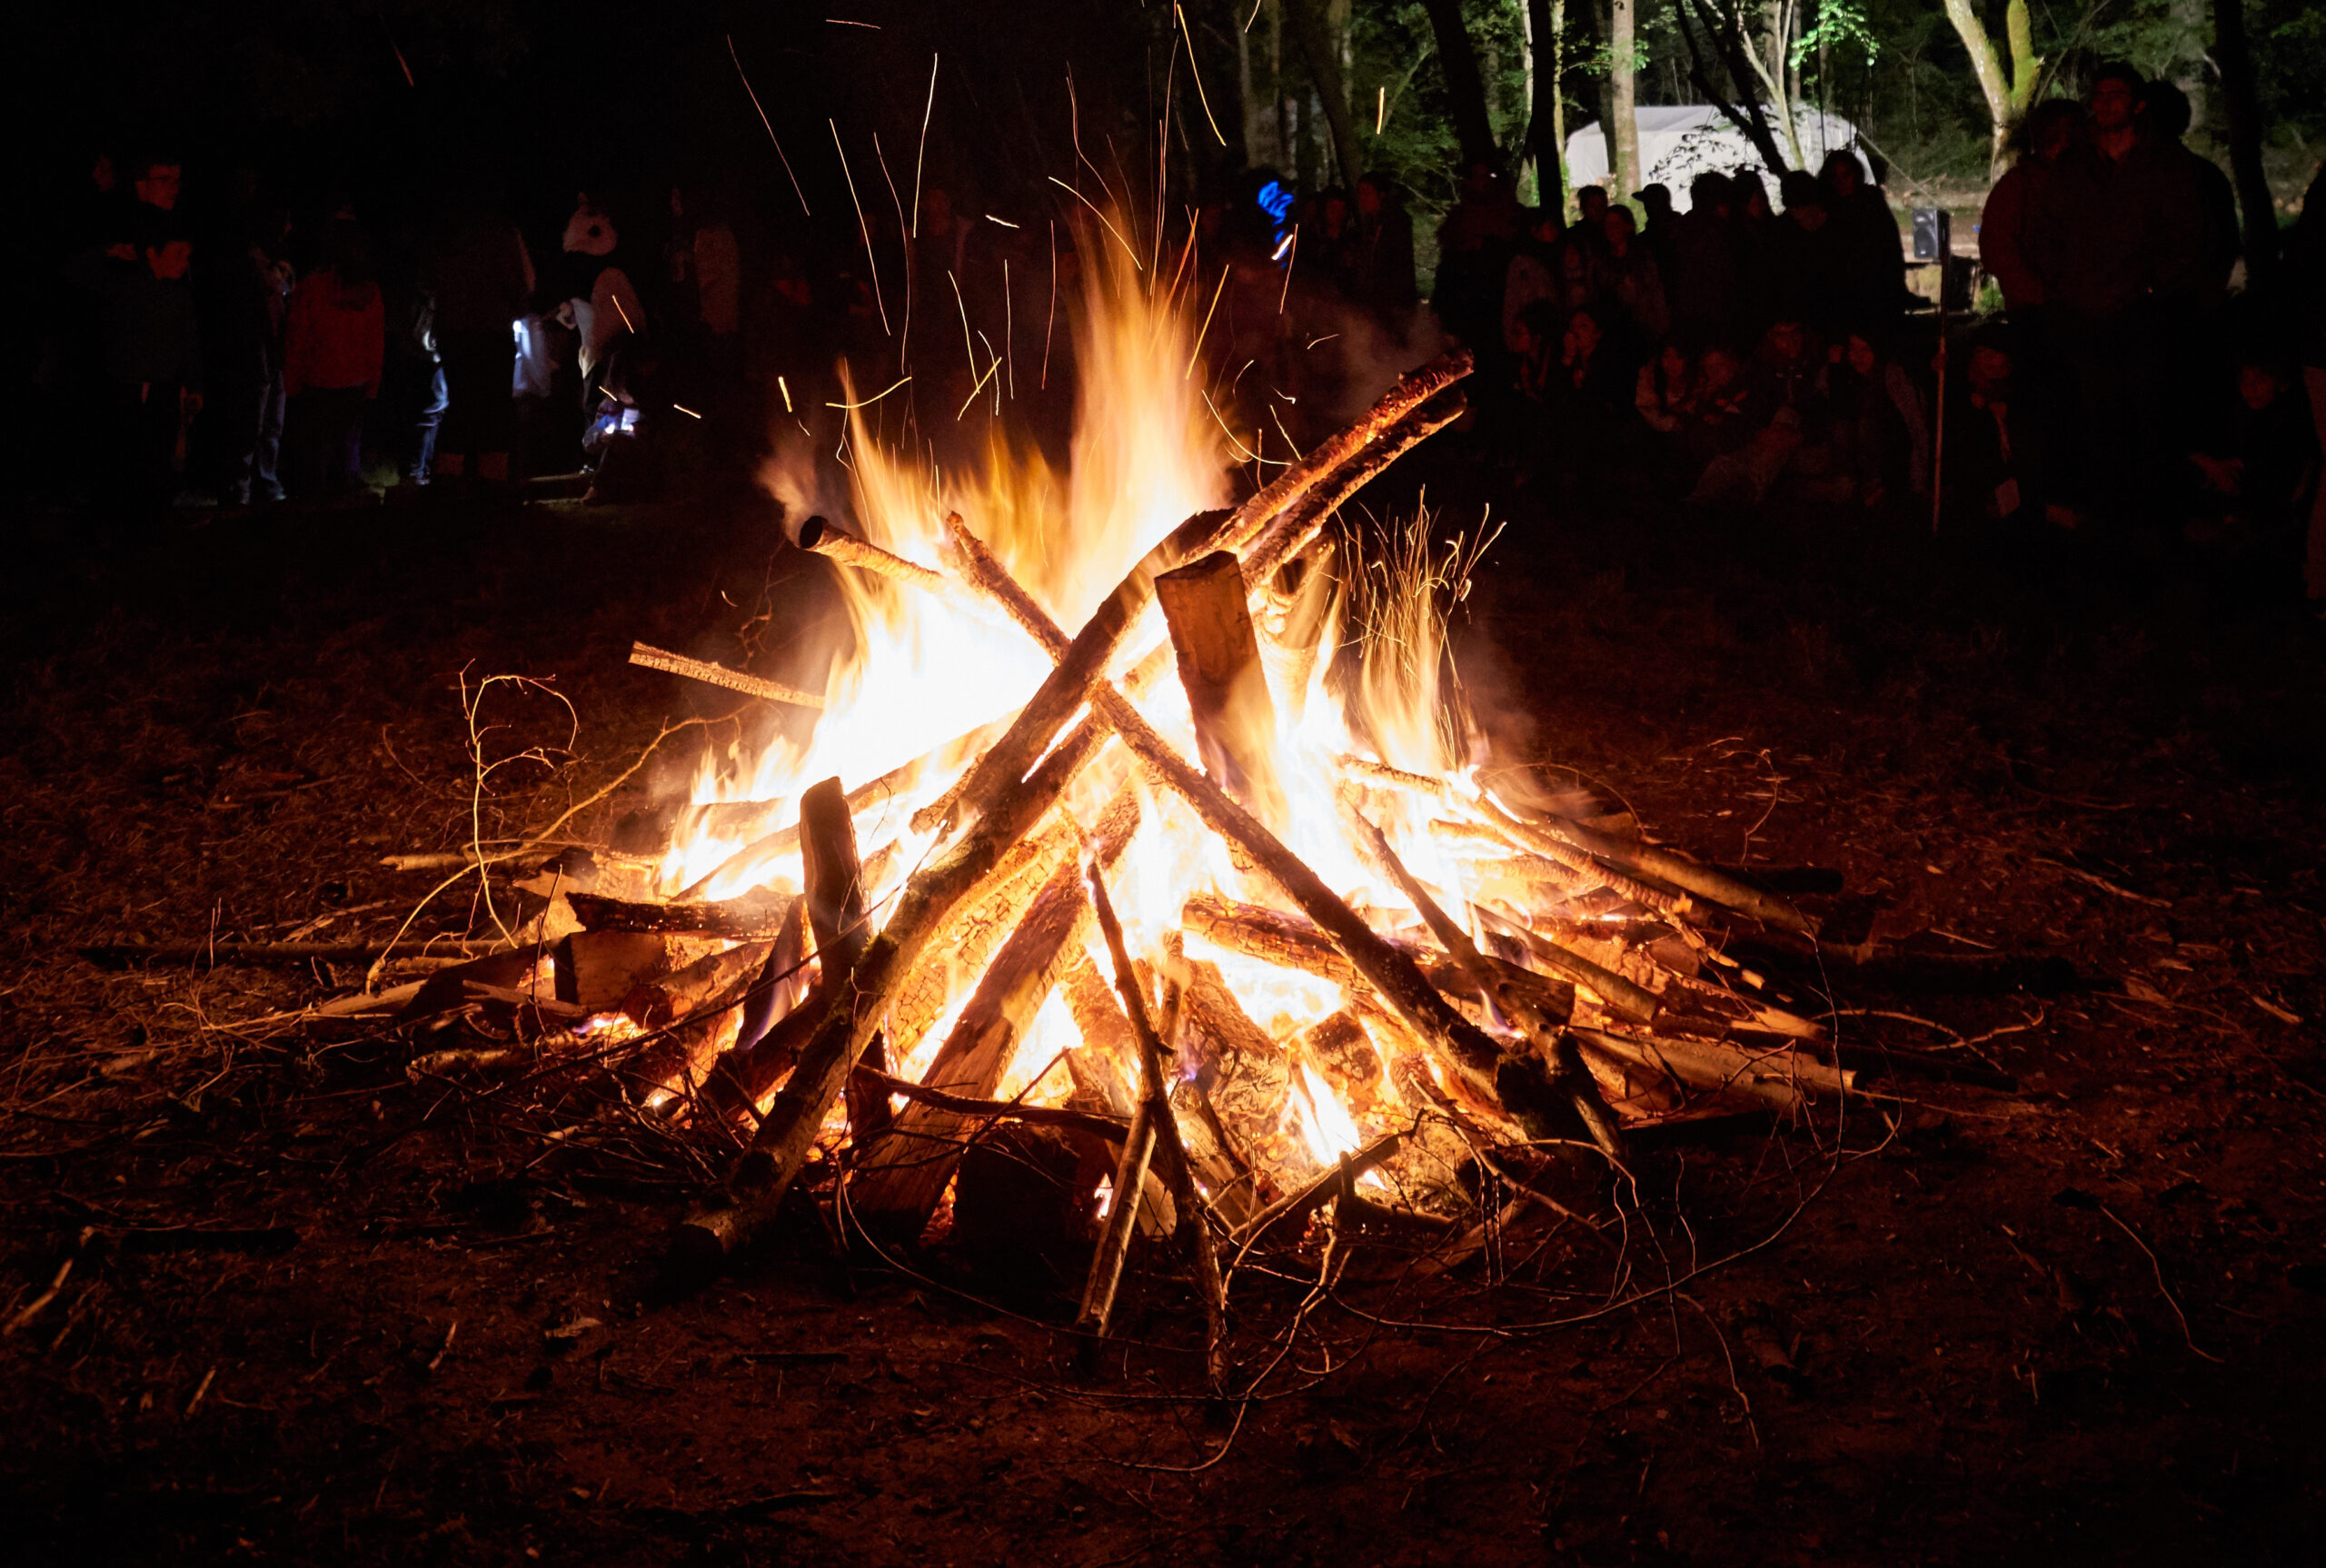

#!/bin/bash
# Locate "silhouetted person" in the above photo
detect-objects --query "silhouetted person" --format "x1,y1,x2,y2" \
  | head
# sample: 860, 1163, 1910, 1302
1757, 172, 1843, 338
1635, 182, 1677, 277
1669, 172, 1742, 342
1820, 150, 1903, 332
2043, 62, 2206, 529
283, 220, 383, 495
1979, 101, 2083, 316
1351, 175, 1417, 319
75, 221, 203, 523
207, 205, 292, 505
425, 190, 533, 489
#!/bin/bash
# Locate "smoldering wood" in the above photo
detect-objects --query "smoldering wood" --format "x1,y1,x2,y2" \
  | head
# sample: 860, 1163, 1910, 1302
1231, 1127, 1407, 1255
1153, 549, 1291, 830
1059, 953, 1142, 1118
628, 641, 825, 709
1180, 958, 1292, 1142
84, 939, 509, 968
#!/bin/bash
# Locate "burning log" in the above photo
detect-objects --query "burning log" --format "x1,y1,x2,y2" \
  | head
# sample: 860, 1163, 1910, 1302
790, 776, 886, 1140
845, 787, 1140, 1237
1218, 352, 1472, 553
1182, 893, 1622, 1031
568, 889, 792, 938
1078, 862, 1227, 1373
1059, 953, 1141, 1116
849, 1066, 1129, 1144
797, 514, 1003, 625
671, 696, 1122, 1266
1237, 391, 1468, 588
679, 713, 1016, 900
935, 520, 1570, 1141
1347, 806, 1625, 1162
629, 641, 824, 709
1151, 549, 1290, 831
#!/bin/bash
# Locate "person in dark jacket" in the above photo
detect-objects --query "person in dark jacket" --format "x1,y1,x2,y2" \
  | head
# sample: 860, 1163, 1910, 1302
425, 192, 534, 490
1758, 172, 1844, 338
1668, 172, 1742, 342
1819, 150, 1904, 332
75, 218, 204, 521
2040, 62, 2208, 529
205, 205, 293, 505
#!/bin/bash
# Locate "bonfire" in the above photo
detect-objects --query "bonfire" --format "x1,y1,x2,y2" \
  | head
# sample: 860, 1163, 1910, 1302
326, 237, 1846, 1362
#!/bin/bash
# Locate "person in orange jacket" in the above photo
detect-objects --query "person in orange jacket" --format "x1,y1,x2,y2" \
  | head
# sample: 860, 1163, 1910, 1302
283, 218, 383, 494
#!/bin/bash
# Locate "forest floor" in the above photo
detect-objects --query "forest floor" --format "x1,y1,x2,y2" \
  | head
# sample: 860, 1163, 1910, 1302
2, 449, 2323, 1566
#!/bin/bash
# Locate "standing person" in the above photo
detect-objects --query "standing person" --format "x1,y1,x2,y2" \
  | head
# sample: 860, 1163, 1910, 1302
425, 188, 534, 491
1432, 162, 1521, 382
1351, 175, 1417, 322
1634, 183, 1678, 278
1819, 150, 1904, 332
207, 205, 293, 506
1669, 172, 1741, 343
2041, 61, 2207, 531
1596, 205, 1669, 353
75, 219, 203, 526
1979, 100, 2083, 316
561, 196, 642, 412
282, 219, 384, 495
2289, 165, 2326, 616
1759, 172, 1844, 340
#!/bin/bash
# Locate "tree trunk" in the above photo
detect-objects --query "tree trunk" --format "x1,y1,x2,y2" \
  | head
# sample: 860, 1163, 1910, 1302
1238, 5, 1262, 167
1942, 0, 2018, 175
1287, 0, 1367, 184
1416, 0, 1502, 172
1590, 0, 1639, 200
2212, 0, 2278, 283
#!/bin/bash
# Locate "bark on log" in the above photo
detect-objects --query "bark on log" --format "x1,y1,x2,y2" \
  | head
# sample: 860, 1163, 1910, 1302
567, 889, 793, 938
793, 775, 887, 1140
628, 641, 825, 709
845, 787, 1139, 1237
1153, 550, 1289, 831
1059, 953, 1142, 1117
797, 514, 1009, 624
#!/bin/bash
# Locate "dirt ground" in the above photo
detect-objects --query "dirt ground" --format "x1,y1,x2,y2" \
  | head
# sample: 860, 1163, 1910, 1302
3, 455, 2323, 1566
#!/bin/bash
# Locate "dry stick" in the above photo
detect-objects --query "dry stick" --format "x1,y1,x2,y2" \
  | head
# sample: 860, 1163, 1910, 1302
848, 1066, 1129, 1144
629, 642, 826, 709
1345, 805, 1626, 1163
942, 517, 1558, 1133
1085, 861, 1228, 1386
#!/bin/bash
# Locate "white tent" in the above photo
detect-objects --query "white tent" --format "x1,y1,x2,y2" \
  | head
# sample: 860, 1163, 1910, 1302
1565, 105, 1868, 210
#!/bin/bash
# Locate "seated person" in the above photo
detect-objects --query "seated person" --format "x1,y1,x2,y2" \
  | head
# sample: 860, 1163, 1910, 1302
2184, 353, 2319, 545
1944, 328, 2064, 529
1825, 329, 1930, 508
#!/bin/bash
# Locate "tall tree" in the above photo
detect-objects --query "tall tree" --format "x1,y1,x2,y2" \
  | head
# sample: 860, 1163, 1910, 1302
1416, 0, 1503, 171
1524, 0, 1567, 215
1287, 0, 1366, 182
2211, 0, 2279, 281
1942, 0, 2041, 174
1591, 0, 1642, 200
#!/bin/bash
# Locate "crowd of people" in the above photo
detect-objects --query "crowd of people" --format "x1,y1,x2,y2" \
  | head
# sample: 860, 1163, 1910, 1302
35, 58, 2326, 601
